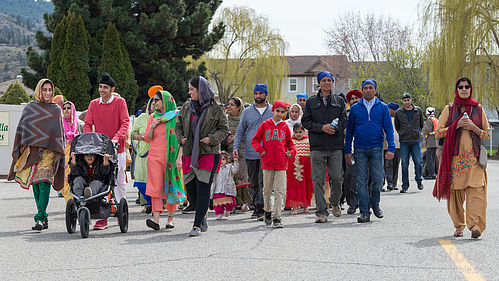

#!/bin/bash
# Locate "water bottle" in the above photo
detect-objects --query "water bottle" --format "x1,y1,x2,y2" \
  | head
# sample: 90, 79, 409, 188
462, 112, 469, 119
331, 118, 339, 127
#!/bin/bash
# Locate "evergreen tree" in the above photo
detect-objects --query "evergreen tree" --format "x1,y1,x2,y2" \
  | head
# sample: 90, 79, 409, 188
59, 14, 91, 110
99, 23, 137, 113
47, 15, 68, 87
0, 82, 31, 104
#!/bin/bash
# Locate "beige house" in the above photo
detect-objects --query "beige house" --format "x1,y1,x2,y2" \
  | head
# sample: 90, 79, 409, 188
282, 55, 350, 103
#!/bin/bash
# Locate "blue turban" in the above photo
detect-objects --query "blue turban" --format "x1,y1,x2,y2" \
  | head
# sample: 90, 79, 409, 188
296, 93, 308, 100
387, 102, 399, 111
317, 71, 334, 84
362, 80, 377, 89
253, 84, 268, 96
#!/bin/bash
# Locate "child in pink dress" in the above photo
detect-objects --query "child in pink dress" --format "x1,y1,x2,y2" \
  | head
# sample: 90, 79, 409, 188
211, 152, 239, 219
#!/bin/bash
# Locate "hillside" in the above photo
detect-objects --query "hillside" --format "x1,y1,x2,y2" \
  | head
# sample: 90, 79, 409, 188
0, 45, 31, 82
0, 13, 38, 45
0, 0, 53, 20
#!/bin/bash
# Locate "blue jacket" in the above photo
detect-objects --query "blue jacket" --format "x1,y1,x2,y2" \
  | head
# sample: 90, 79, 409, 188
345, 97, 395, 154
234, 102, 273, 160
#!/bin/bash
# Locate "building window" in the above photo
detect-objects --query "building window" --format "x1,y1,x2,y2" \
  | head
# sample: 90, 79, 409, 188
312, 78, 319, 93
289, 78, 297, 92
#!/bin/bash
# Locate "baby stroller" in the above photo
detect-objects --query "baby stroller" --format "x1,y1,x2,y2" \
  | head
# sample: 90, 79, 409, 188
65, 133, 129, 238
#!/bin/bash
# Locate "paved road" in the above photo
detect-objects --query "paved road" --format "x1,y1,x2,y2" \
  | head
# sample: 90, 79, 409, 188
1, 161, 498, 280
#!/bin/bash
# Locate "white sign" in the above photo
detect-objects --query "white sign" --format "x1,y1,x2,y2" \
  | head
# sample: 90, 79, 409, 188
0, 111, 9, 145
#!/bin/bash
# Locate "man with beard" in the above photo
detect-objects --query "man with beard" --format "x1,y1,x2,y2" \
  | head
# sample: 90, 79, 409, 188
234, 84, 273, 220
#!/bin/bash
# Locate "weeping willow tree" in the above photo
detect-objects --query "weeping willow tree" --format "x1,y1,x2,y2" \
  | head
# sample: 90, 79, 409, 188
204, 7, 288, 104
424, 0, 498, 110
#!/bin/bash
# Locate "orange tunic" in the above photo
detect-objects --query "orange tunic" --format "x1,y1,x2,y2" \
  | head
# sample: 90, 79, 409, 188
144, 116, 169, 199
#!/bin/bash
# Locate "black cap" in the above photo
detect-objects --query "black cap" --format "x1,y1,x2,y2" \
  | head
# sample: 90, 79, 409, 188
402, 93, 411, 100
99, 73, 115, 88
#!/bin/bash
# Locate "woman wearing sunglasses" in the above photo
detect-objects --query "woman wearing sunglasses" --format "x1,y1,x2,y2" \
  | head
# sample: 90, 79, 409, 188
433, 77, 490, 239
60, 101, 79, 202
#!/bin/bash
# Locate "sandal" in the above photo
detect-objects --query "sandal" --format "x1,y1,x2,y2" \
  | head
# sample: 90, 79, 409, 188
290, 209, 298, 215
453, 230, 463, 237
165, 214, 174, 229
146, 219, 160, 231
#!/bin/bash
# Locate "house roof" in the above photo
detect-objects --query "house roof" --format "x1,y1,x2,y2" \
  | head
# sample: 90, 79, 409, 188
287, 55, 350, 78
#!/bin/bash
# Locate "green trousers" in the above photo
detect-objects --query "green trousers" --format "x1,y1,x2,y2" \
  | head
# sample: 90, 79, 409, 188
32, 182, 51, 222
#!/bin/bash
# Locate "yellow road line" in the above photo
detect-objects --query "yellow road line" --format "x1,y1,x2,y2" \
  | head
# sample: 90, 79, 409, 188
439, 240, 485, 281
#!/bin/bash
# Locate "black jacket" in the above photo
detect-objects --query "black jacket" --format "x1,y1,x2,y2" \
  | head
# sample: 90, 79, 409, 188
394, 106, 424, 142
302, 91, 347, 151
70, 159, 111, 184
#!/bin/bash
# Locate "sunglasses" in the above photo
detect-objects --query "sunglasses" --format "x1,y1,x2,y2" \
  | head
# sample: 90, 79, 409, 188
153, 98, 162, 102
458, 85, 471, 90
63, 107, 72, 110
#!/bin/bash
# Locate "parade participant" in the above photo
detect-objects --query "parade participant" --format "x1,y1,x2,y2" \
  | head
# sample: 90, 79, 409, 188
302, 71, 347, 223
60, 101, 78, 202
53, 95, 64, 109
84, 73, 129, 230
345, 80, 394, 223
211, 151, 239, 219
285, 123, 313, 214
233, 84, 273, 220
8, 78, 65, 231
224, 97, 251, 212
296, 93, 308, 110
144, 90, 185, 230
285, 103, 303, 136
131, 86, 162, 214
395, 93, 425, 192
385, 102, 401, 191
251, 100, 296, 228
175, 76, 229, 237
422, 107, 438, 179
433, 77, 490, 239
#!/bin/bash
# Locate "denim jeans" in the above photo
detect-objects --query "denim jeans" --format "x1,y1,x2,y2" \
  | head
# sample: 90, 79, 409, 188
354, 147, 384, 215
400, 141, 423, 190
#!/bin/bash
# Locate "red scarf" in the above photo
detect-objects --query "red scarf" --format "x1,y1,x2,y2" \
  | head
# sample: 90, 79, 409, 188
433, 80, 479, 200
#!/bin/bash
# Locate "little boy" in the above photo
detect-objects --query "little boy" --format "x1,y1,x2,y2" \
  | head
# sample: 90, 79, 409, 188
251, 100, 296, 228
70, 152, 112, 198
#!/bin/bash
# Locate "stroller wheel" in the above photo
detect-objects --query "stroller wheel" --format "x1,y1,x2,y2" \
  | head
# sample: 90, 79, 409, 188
117, 199, 128, 233
79, 208, 90, 238
65, 199, 77, 234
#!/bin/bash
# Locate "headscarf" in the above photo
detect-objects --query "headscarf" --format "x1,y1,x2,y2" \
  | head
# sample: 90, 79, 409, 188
62, 101, 78, 144
433, 78, 481, 201
296, 93, 308, 100
346, 89, 363, 103
227, 97, 243, 133
253, 84, 268, 96
153, 90, 186, 203
34, 78, 55, 103
189, 76, 215, 168
317, 71, 334, 84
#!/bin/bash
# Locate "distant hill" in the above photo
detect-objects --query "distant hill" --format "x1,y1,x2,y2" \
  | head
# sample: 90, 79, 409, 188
0, 0, 53, 20
0, 13, 37, 45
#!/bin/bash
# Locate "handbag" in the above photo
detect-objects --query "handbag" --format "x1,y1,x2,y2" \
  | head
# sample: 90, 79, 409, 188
478, 145, 487, 169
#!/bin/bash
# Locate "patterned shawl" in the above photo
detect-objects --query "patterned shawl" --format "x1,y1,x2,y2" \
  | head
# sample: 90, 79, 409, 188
154, 91, 186, 204
8, 79, 65, 190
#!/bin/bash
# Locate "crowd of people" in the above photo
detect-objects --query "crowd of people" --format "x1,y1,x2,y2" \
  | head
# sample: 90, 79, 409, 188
8, 71, 490, 239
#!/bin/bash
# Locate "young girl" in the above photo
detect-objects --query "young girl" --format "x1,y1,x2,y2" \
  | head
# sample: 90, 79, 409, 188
211, 151, 239, 219
286, 123, 314, 214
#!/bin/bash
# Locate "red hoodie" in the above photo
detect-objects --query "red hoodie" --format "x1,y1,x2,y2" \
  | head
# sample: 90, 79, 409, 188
251, 118, 296, 170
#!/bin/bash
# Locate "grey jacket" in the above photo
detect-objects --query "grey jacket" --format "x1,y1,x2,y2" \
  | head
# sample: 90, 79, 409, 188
233, 102, 273, 160
175, 100, 229, 157
394, 106, 424, 143
422, 116, 439, 148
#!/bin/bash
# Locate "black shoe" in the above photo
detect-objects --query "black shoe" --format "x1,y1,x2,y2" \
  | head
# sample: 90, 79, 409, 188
357, 213, 370, 223
182, 204, 195, 214
200, 217, 208, 232
393, 185, 398, 190
32, 221, 43, 231
135, 198, 140, 204
372, 206, 384, 218
381, 188, 386, 192
400, 189, 408, 193
347, 206, 357, 215
264, 212, 272, 226
386, 185, 394, 191
250, 210, 258, 219
272, 218, 283, 228
257, 212, 265, 221
42, 221, 48, 229
145, 206, 152, 214
417, 181, 424, 190
146, 219, 160, 230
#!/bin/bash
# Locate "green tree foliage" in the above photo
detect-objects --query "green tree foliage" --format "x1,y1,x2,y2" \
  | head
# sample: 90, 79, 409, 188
58, 14, 91, 110
46, 15, 68, 87
0, 82, 30, 104
99, 23, 138, 113
202, 7, 288, 103
24, 0, 225, 110
424, 0, 498, 110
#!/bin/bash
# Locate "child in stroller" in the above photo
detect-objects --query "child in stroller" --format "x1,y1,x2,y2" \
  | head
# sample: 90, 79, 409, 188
70, 152, 112, 198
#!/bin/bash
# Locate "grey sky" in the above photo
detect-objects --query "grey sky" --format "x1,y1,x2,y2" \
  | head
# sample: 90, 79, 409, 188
220, 0, 423, 56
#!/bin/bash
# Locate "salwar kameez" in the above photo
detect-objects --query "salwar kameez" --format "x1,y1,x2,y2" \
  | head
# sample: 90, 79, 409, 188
286, 136, 313, 208
435, 105, 490, 233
